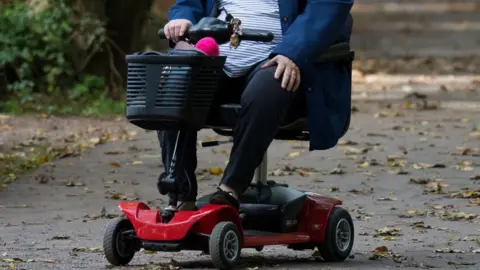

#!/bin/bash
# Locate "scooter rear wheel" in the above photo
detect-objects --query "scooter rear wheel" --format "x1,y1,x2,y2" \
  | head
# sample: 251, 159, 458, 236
209, 221, 242, 269
317, 206, 354, 262
103, 217, 136, 266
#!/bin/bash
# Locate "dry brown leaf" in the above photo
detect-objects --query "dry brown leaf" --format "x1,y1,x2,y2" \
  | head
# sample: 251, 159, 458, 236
72, 246, 103, 253
454, 165, 474, 171
65, 181, 85, 187
329, 167, 345, 175
424, 181, 448, 194
450, 188, 480, 199
377, 196, 397, 201
373, 246, 389, 253
434, 248, 465, 254
108, 162, 121, 168
375, 111, 405, 118
374, 227, 402, 237
440, 211, 477, 221
469, 198, 480, 205
409, 178, 432, 185
389, 169, 409, 175
412, 163, 446, 169
342, 146, 369, 155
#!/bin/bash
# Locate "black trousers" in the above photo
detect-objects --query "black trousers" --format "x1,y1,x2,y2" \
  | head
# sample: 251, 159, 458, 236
158, 62, 302, 201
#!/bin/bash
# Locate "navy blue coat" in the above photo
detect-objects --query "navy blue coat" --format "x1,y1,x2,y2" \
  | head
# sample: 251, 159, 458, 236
168, 0, 354, 151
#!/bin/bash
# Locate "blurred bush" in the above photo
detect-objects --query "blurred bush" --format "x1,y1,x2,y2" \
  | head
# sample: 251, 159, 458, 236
0, 0, 108, 114
0, 0, 155, 115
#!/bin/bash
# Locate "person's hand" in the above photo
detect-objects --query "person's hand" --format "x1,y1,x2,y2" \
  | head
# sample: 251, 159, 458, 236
261, 55, 301, 91
164, 19, 193, 42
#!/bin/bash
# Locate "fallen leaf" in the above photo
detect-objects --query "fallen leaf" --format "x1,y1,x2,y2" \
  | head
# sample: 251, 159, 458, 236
469, 130, 480, 137
377, 196, 397, 201
389, 169, 409, 175
342, 146, 369, 155
104, 151, 123, 155
470, 175, 480, 180
407, 210, 424, 216
329, 187, 339, 192
375, 227, 402, 237
349, 188, 373, 195
209, 167, 223, 175
434, 248, 464, 253
50, 235, 71, 240
375, 111, 405, 118
409, 178, 432, 185
65, 181, 85, 187
132, 161, 143, 165
412, 163, 446, 169
329, 167, 345, 175
450, 188, 480, 199
373, 246, 389, 253
469, 198, 480, 205
288, 151, 300, 158
108, 162, 121, 168
454, 165, 474, 171
424, 181, 448, 194
105, 191, 139, 201
358, 162, 370, 168
72, 246, 103, 253
440, 211, 477, 221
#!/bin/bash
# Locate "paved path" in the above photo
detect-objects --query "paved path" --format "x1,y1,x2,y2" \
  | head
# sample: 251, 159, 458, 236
1, 102, 479, 270
1, 1, 480, 269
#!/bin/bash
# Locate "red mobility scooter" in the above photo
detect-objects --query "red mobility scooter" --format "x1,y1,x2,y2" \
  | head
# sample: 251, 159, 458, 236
103, 16, 355, 269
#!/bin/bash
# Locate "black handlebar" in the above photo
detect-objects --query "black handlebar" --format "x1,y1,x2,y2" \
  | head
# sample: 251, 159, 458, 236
158, 17, 274, 45
158, 28, 273, 42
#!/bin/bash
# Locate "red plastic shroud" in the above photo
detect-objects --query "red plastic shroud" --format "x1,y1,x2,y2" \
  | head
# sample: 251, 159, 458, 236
118, 192, 341, 247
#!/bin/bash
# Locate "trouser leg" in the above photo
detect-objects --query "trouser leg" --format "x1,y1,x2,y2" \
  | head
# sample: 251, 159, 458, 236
220, 66, 299, 194
157, 130, 198, 201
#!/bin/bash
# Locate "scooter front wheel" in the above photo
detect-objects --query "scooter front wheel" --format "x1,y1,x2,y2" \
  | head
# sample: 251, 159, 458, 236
103, 217, 136, 266
209, 221, 242, 269
317, 206, 354, 262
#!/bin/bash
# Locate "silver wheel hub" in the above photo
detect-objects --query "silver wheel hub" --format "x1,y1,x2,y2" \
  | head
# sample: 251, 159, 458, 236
223, 231, 239, 261
335, 218, 352, 252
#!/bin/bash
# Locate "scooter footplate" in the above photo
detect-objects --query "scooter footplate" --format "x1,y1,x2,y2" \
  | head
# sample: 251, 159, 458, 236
244, 230, 279, 237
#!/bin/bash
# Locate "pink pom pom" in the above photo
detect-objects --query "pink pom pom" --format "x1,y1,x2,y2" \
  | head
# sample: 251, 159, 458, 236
195, 37, 220, 56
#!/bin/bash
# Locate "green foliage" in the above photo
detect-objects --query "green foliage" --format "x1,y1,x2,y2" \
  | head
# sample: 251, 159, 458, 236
0, 0, 123, 116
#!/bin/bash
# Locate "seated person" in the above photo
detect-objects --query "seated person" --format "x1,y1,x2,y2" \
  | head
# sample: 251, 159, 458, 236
158, 0, 354, 210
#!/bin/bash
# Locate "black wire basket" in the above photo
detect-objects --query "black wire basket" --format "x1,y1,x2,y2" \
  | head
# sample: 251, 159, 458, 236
125, 49, 226, 130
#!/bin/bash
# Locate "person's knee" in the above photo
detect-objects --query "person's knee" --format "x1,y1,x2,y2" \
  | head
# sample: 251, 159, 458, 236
241, 66, 294, 109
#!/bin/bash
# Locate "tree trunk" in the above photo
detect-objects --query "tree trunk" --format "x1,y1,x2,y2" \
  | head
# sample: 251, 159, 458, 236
71, 0, 154, 99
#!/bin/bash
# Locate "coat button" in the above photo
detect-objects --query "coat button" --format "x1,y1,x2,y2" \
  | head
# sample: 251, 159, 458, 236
283, 16, 288, 23
307, 87, 312, 92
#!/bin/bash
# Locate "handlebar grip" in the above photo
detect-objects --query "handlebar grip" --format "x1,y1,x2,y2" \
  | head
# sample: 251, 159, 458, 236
158, 28, 167, 39
241, 29, 274, 42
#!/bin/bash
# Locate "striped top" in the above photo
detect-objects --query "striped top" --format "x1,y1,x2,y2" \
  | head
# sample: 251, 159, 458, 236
216, 0, 283, 78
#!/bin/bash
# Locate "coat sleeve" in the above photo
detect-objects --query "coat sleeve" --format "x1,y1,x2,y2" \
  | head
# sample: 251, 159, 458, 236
271, 0, 354, 70
168, 0, 205, 24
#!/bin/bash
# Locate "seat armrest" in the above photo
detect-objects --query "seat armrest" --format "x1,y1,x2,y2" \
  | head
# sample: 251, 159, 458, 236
316, 42, 354, 63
